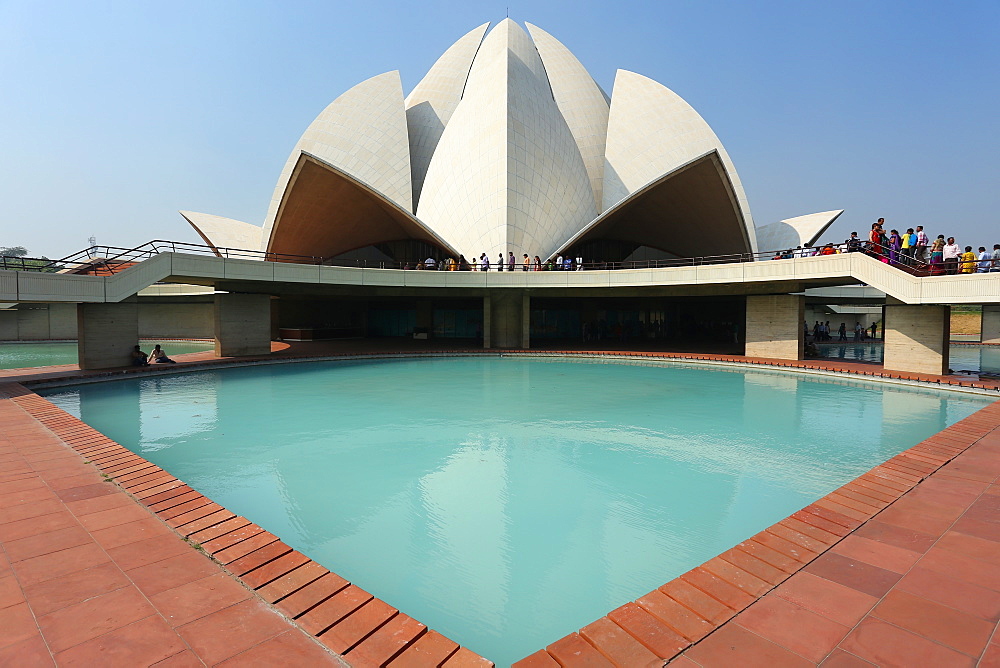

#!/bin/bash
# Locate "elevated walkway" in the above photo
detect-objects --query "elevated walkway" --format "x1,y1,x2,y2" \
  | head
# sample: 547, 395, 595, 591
3, 251, 999, 305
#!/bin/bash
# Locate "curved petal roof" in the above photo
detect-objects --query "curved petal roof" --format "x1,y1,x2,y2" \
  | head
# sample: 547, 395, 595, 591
603, 70, 756, 251
180, 211, 262, 256
182, 19, 839, 263
526, 23, 610, 213
404, 22, 490, 209
755, 210, 845, 251
416, 19, 596, 259
262, 70, 413, 251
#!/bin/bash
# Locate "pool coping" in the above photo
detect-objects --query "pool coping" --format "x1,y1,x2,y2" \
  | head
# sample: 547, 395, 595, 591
4, 350, 1000, 665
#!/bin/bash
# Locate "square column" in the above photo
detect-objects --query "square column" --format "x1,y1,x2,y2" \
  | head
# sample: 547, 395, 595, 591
884, 303, 950, 375
215, 294, 272, 357
77, 300, 140, 370
982, 305, 1000, 344
745, 295, 804, 360
485, 291, 529, 349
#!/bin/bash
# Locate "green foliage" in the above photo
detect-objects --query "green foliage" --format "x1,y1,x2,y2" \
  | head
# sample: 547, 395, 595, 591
0, 247, 60, 272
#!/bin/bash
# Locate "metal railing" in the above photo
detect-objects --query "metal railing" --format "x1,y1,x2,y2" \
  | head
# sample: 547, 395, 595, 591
0, 238, 987, 277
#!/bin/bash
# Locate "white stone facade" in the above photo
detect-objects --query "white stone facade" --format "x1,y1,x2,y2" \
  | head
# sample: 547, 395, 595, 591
184, 19, 839, 262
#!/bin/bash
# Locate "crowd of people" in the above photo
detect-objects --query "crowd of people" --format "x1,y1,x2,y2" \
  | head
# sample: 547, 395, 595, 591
773, 218, 1000, 275
405, 253, 587, 271
807, 320, 878, 343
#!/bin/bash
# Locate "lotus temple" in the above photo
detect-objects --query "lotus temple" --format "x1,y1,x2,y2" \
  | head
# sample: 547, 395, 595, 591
2, 18, 1000, 668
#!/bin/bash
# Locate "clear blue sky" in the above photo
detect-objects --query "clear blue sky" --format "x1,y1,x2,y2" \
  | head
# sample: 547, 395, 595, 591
1, 0, 997, 259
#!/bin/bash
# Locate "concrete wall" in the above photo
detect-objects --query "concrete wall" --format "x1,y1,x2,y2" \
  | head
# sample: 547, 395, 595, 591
1, 301, 212, 340
77, 301, 140, 370
215, 294, 272, 357
983, 305, 1000, 345
745, 295, 803, 360
138, 302, 213, 339
883, 303, 950, 375
484, 292, 529, 349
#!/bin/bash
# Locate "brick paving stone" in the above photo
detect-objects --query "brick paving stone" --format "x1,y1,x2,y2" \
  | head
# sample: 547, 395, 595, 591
277, 572, 350, 619
734, 594, 851, 663
127, 550, 220, 597
215, 629, 337, 666
440, 645, 494, 667
150, 572, 253, 627
37, 586, 157, 653
22, 561, 131, 617
176, 599, 291, 665
389, 630, 460, 666
298, 584, 373, 636
256, 561, 328, 603
106, 532, 192, 571
895, 565, 1000, 622
579, 616, 659, 665
771, 571, 878, 628
225, 540, 293, 577
545, 633, 614, 667
636, 589, 713, 642
828, 534, 922, 574
0, 634, 54, 667
54, 614, 187, 667
0, 602, 41, 651
838, 617, 975, 667
803, 552, 902, 598
682, 622, 813, 667
607, 603, 688, 657
240, 549, 311, 589
870, 589, 994, 657
345, 613, 429, 666
320, 598, 397, 653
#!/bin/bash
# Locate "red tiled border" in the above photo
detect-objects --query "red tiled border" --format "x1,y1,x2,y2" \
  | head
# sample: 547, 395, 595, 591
6, 348, 1000, 667
4, 384, 493, 667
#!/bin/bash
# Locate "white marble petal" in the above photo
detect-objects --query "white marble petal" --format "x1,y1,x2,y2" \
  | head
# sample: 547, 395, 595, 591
405, 22, 490, 209
755, 210, 845, 251
526, 22, 610, 213
416, 19, 596, 260
180, 211, 262, 255
604, 69, 756, 250
262, 71, 413, 248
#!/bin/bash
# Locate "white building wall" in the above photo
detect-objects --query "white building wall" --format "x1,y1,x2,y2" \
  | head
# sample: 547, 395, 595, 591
405, 22, 490, 209
417, 20, 596, 261
526, 23, 610, 213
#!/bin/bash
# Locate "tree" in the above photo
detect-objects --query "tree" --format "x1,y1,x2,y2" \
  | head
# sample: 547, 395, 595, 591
0, 246, 28, 257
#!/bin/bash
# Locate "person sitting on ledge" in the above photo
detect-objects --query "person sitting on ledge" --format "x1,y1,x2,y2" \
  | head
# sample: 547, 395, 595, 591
149, 344, 176, 364
131, 345, 149, 366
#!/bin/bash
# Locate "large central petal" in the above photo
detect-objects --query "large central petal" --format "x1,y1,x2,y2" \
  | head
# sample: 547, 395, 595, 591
416, 19, 597, 261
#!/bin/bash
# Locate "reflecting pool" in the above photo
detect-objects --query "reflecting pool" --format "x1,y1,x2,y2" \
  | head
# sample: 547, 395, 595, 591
41, 357, 993, 663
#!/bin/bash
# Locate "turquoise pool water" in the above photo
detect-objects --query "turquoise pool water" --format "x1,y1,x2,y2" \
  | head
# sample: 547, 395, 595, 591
818, 343, 1000, 374
40, 357, 993, 664
0, 340, 215, 369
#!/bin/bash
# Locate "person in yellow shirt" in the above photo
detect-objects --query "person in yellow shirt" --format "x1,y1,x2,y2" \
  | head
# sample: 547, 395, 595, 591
960, 246, 977, 274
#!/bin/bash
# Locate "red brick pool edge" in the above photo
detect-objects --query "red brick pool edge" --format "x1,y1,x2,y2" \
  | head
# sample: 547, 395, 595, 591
2, 350, 999, 666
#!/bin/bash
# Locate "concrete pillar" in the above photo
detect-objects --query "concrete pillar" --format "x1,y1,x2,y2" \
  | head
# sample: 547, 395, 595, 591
485, 291, 529, 349
215, 294, 272, 357
982, 305, 1000, 344
883, 303, 950, 375
416, 300, 433, 337
77, 300, 140, 369
745, 295, 804, 360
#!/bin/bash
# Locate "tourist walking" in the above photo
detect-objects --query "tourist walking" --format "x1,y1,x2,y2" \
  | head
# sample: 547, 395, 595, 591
992, 245, 1000, 272
508, 252, 516, 271
838, 323, 847, 341
480, 253, 489, 271
846, 232, 861, 252
533, 255, 542, 271
497, 253, 505, 271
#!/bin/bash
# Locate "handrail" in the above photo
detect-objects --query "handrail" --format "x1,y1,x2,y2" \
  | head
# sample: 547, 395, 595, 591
0, 238, 991, 277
